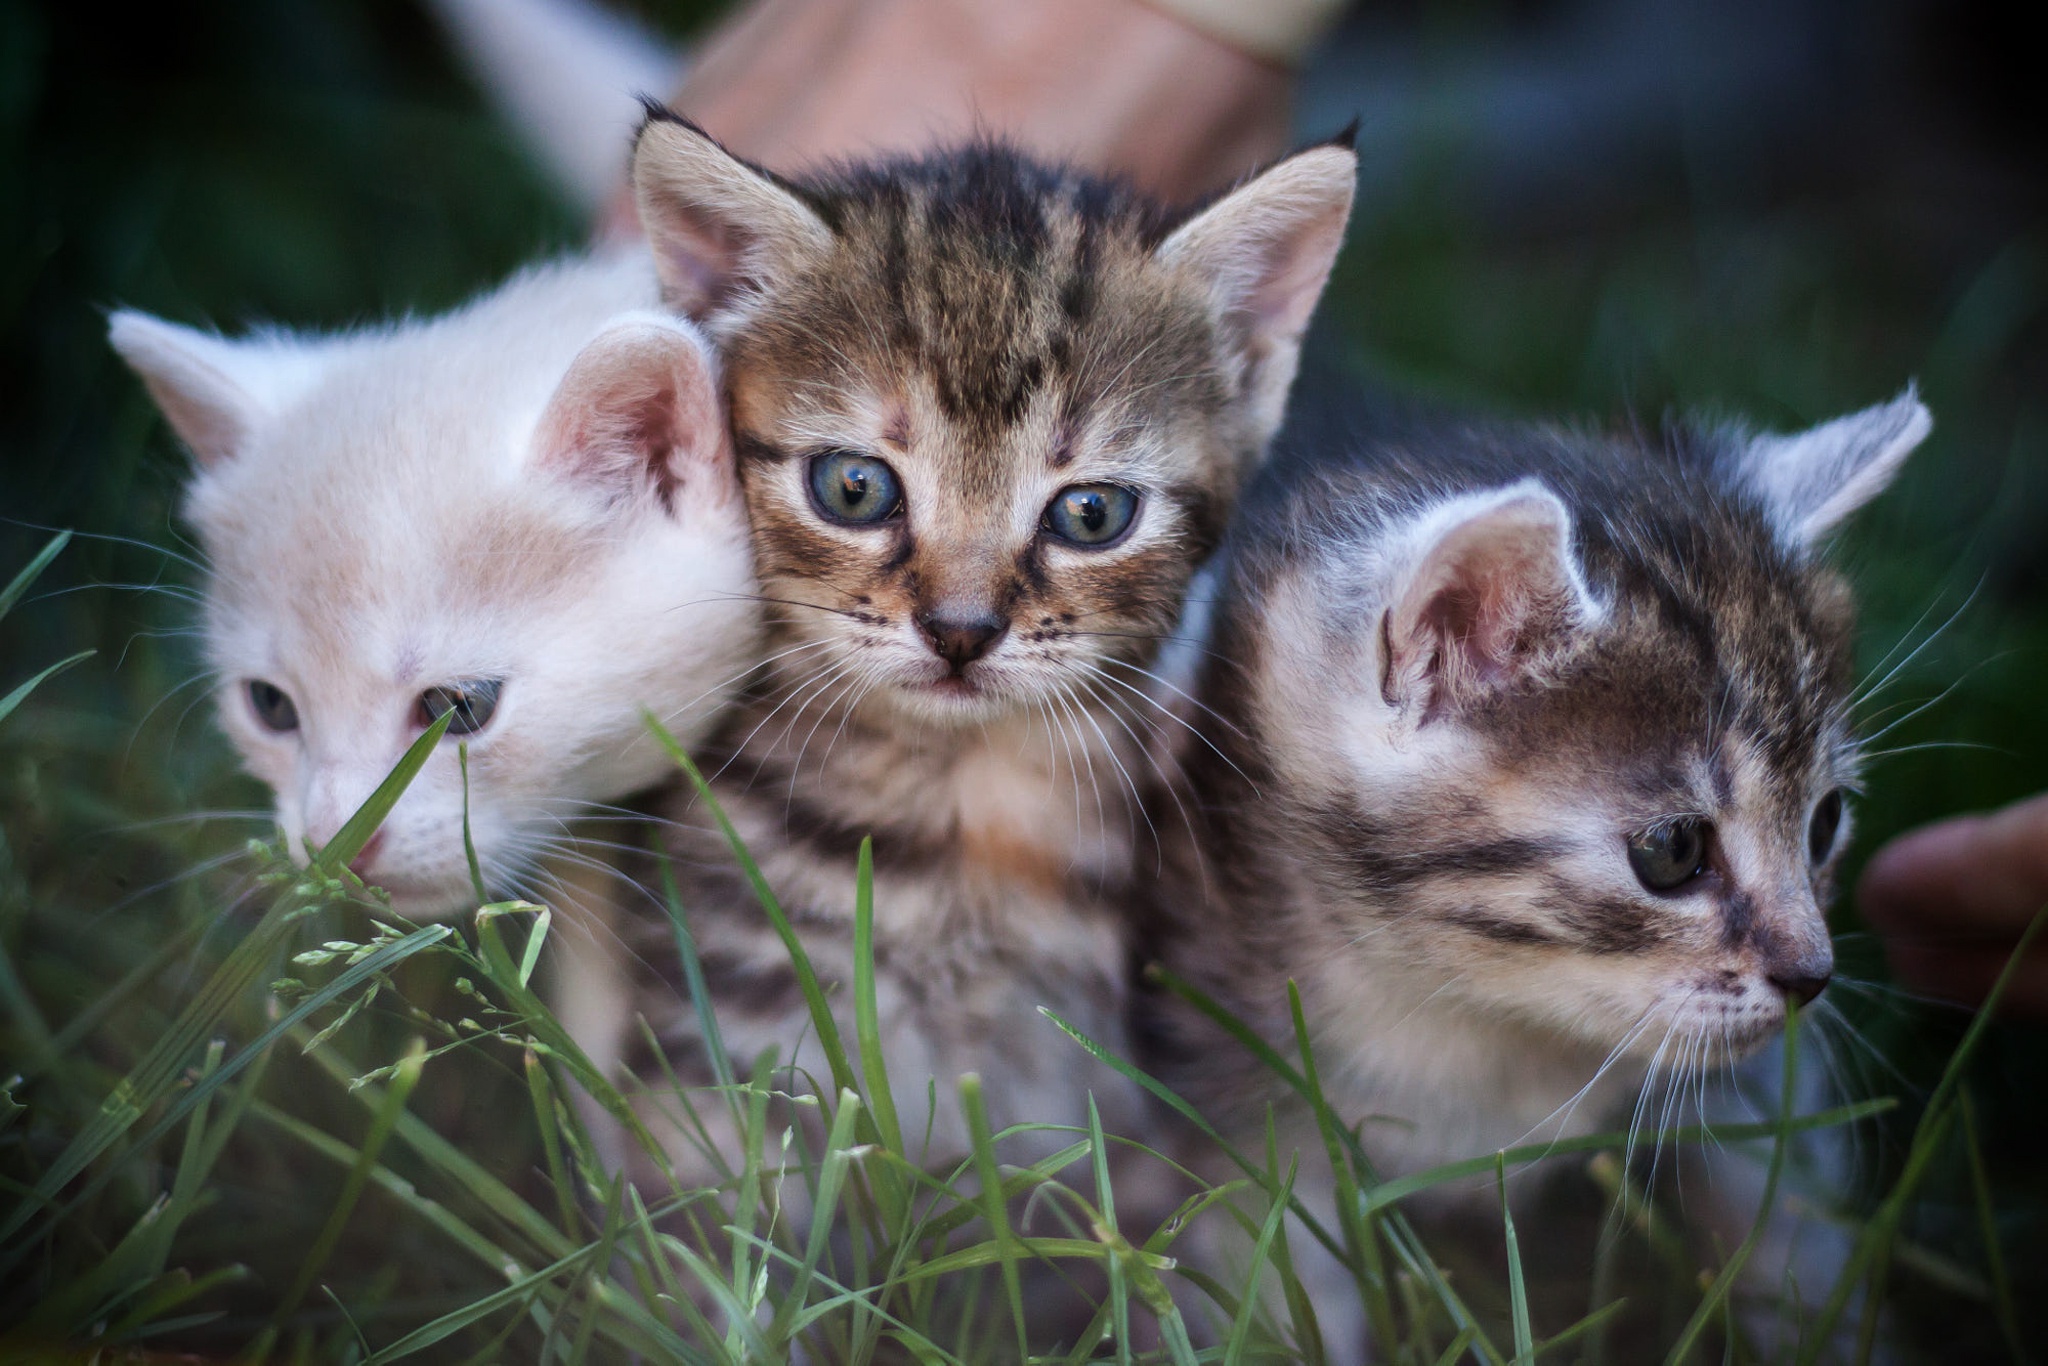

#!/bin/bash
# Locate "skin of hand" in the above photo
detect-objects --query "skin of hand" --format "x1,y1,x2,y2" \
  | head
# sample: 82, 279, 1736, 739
1858, 789, 2048, 1016
601, 0, 1295, 233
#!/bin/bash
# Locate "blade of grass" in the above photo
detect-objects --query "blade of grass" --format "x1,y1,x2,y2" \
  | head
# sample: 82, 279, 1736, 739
1664, 1002, 1802, 1365
469, 903, 678, 1186
1535, 1300, 1629, 1362
566, 1176, 627, 1366
318, 709, 454, 873
1796, 905, 2048, 1364
0, 529, 71, 618
1290, 980, 1397, 1357
852, 835, 903, 1158
273, 1036, 429, 1328
1224, 1155, 1298, 1366
0, 649, 94, 727
20, 1039, 227, 1337
961, 1074, 1028, 1362
644, 712, 858, 1102
1958, 1089, 2026, 1363
1500, 1154, 1534, 1366
524, 1050, 581, 1238
361, 1242, 605, 1364
1088, 1095, 1133, 1366
0, 712, 451, 1236
1360, 1101, 1889, 1214
1058, 994, 1519, 1362
650, 840, 736, 1098
772, 1089, 864, 1347
458, 744, 487, 904
0, 920, 448, 1267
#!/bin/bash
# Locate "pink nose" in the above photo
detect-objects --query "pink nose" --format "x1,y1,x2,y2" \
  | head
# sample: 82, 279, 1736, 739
348, 830, 386, 878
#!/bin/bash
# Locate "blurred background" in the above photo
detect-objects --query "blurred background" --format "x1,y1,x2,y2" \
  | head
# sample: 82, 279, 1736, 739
1, 0, 2043, 1356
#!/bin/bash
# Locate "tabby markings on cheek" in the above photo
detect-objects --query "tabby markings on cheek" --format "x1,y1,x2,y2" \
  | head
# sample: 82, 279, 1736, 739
1333, 824, 1562, 892
1719, 888, 1757, 950
881, 534, 915, 576
1015, 542, 1049, 595
1553, 895, 1664, 954
1441, 908, 1562, 947
735, 432, 792, 466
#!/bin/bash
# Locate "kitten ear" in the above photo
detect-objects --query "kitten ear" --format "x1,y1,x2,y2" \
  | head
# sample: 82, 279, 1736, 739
1154, 138, 1357, 445
1382, 481, 1598, 717
629, 108, 835, 322
532, 312, 732, 509
107, 311, 320, 467
1735, 388, 1930, 547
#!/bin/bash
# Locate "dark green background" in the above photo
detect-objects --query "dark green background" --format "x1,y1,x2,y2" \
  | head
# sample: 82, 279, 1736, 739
2, 0, 2043, 1355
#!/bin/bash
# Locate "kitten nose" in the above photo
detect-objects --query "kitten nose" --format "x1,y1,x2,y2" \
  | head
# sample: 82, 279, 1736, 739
1767, 947, 1833, 1007
1769, 970, 1831, 1007
918, 610, 1009, 669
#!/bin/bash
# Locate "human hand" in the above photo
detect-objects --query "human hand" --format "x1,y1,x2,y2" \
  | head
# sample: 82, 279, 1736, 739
602, 0, 1297, 234
1858, 789, 2048, 1016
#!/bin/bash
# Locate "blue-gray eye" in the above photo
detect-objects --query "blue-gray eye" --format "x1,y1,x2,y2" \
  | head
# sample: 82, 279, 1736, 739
807, 451, 903, 526
418, 679, 503, 736
248, 679, 299, 732
1043, 483, 1138, 547
1628, 818, 1711, 892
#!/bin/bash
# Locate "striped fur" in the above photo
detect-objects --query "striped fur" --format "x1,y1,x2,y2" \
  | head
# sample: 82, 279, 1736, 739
1142, 388, 1928, 1173
1135, 386, 1927, 1350
620, 120, 1356, 1176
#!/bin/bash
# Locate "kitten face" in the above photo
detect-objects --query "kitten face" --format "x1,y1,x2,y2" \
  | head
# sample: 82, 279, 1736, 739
112, 258, 759, 916
1289, 594, 1856, 1059
631, 125, 1355, 728
1220, 394, 1927, 1067
725, 269, 1231, 725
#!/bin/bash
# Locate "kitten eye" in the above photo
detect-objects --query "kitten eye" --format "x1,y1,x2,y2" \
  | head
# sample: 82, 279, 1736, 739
247, 680, 299, 733
806, 451, 904, 526
1043, 483, 1138, 547
1627, 818, 1712, 893
1808, 789, 1845, 864
417, 679, 503, 736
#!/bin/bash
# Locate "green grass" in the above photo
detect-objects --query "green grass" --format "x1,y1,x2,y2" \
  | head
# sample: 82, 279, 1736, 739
0, 681, 2025, 1359
4, 0, 2046, 1359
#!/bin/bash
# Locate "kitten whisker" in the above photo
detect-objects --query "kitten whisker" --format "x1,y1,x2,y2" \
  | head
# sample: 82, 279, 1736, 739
1082, 658, 1256, 789
1069, 669, 1173, 864
1848, 576, 1983, 712
1525, 1003, 1662, 1148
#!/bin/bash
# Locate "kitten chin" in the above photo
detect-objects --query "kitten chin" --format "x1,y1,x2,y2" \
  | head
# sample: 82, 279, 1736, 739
609, 116, 1356, 1205
1136, 382, 1927, 1355
110, 250, 760, 921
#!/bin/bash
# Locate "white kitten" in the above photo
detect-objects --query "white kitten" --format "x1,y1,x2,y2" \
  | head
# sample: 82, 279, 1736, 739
109, 251, 759, 917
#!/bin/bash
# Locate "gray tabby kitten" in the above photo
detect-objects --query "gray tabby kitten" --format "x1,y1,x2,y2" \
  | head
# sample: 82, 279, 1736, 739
1137, 383, 1929, 1345
618, 115, 1356, 1172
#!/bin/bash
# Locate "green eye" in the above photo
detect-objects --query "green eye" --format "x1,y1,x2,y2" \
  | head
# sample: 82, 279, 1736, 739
418, 679, 503, 736
247, 679, 299, 733
1043, 483, 1138, 547
807, 451, 903, 526
1808, 789, 1845, 864
1627, 817, 1711, 892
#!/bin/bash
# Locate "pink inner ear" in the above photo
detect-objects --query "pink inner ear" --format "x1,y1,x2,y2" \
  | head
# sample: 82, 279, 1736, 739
1418, 578, 1520, 688
1388, 493, 1582, 711
535, 326, 724, 507
646, 195, 753, 319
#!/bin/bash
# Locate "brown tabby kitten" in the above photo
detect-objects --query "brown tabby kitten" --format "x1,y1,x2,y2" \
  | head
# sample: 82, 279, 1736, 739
1135, 384, 1929, 1350
619, 113, 1356, 1171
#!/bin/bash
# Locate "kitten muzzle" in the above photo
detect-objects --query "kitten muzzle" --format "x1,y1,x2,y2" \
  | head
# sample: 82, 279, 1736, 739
917, 609, 1010, 672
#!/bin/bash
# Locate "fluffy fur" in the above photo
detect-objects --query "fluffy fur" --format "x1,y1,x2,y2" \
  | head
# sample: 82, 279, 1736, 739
110, 252, 759, 919
617, 117, 1356, 1166
1136, 384, 1929, 1347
